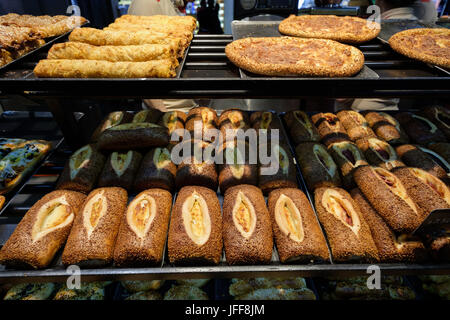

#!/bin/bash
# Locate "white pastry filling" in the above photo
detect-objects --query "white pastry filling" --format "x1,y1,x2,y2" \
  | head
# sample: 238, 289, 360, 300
232, 191, 257, 239
127, 193, 156, 241
111, 151, 132, 177
275, 194, 304, 243
182, 191, 211, 246
83, 191, 107, 238
322, 189, 361, 235
69, 145, 92, 180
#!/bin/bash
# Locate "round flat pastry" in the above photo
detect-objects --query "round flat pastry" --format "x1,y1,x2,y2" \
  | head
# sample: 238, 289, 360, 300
389, 28, 450, 69
279, 15, 380, 43
225, 37, 364, 77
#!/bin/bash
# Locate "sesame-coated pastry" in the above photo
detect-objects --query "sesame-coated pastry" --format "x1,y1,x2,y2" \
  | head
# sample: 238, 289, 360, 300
427, 142, 450, 164
222, 185, 273, 265
328, 141, 368, 189
351, 188, 428, 263
250, 111, 282, 131
268, 188, 330, 263
356, 137, 405, 171
158, 111, 187, 144
420, 106, 450, 140
395, 112, 447, 145
314, 187, 379, 263
218, 109, 250, 141
336, 110, 376, 142
91, 111, 133, 142
363, 111, 409, 145
185, 107, 218, 142
168, 186, 222, 265
353, 166, 422, 234
295, 142, 341, 190
113, 189, 172, 267
97, 150, 142, 190
284, 110, 320, 145
0, 190, 86, 269
61, 187, 128, 267
311, 112, 350, 146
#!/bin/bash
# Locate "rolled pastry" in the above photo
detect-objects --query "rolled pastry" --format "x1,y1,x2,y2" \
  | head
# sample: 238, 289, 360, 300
284, 110, 320, 145
356, 137, 405, 170
311, 112, 350, 146
97, 151, 142, 190
132, 109, 164, 124
250, 111, 282, 130
91, 111, 133, 142
395, 112, 447, 145
158, 111, 187, 144
336, 110, 376, 141
185, 107, 218, 142
364, 111, 409, 145
218, 109, 250, 141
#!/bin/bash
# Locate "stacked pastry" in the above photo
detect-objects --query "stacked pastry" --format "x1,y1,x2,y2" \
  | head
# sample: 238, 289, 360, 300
34, 14, 196, 78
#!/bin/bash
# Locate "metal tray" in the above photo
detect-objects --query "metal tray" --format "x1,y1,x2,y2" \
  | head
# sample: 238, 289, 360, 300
377, 19, 438, 44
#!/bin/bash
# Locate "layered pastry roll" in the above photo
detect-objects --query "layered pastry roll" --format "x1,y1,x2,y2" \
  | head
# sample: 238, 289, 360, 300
268, 188, 330, 263
356, 137, 405, 170
116, 14, 197, 33
61, 187, 128, 267
421, 106, 450, 140
97, 122, 169, 151
336, 110, 376, 141
132, 109, 163, 124
364, 111, 409, 145
0, 190, 86, 269
134, 147, 176, 192
311, 112, 350, 146
351, 188, 428, 263
57, 144, 105, 194
185, 107, 218, 142
328, 141, 368, 188
217, 140, 258, 193
258, 141, 298, 195
250, 111, 282, 131
284, 110, 320, 145
158, 111, 187, 144
97, 151, 142, 190
314, 187, 379, 263
354, 166, 422, 234
295, 142, 341, 190
396, 144, 450, 184
219, 109, 250, 142
168, 186, 223, 265
91, 111, 133, 142
222, 185, 273, 265
428, 142, 450, 164
113, 189, 172, 267
395, 112, 447, 145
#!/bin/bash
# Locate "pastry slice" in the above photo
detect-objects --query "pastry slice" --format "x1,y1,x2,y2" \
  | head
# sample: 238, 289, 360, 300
314, 187, 379, 263
351, 188, 428, 263
168, 186, 223, 265
364, 111, 409, 145
114, 189, 172, 267
0, 190, 86, 269
97, 150, 142, 190
185, 107, 218, 142
395, 112, 447, 145
268, 188, 330, 263
132, 109, 163, 124
311, 112, 350, 146
421, 106, 450, 140
91, 111, 132, 142
353, 166, 422, 234
328, 141, 368, 188
356, 137, 405, 170
295, 142, 341, 190
158, 111, 187, 144
284, 110, 320, 145
223, 185, 273, 265
57, 144, 105, 194
61, 187, 128, 267
218, 109, 250, 142
336, 110, 376, 141
251, 111, 282, 131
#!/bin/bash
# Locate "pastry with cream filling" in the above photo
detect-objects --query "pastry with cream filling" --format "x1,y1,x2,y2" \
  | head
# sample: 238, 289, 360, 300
132, 109, 163, 124
218, 109, 250, 141
158, 111, 187, 144
91, 111, 132, 142
61, 187, 128, 267
134, 147, 176, 192
168, 186, 222, 265
395, 112, 447, 145
351, 188, 428, 262
336, 110, 376, 141
284, 110, 320, 145
185, 107, 218, 142
353, 165, 422, 233
0, 190, 86, 269
421, 106, 450, 140
222, 185, 273, 265
295, 142, 341, 190
311, 112, 350, 146
356, 137, 405, 170
97, 151, 142, 190
114, 189, 172, 267
57, 144, 105, 194
364, 111, 409, 145
314, 187, 378, 263
268, 188, 330, 263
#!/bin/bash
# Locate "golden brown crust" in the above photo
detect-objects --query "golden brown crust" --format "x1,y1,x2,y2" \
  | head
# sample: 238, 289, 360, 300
158, 111, 187, 143
395, 112, 447, 145
219, 109, 250, 142
284, 111, 320, 145
279, 15, 380, 43
389, 28, 450, 69
223, 185, 273, 265
0, 195, 4, 210
61, 187, 128, 267
363, 111, 409, 145
250, 111, 281, 130
113, 189, 172, 267
314, 187, 379, 262
336, 110, 376, 141
185, 107, 218, 142
268, 188, 330, 263
0, 190, 86, 269
225, 37, 364, 77
356, 137, 405, 171
168, 186, 223, 265
311, 113, 350, 146
97, 151, 142, 190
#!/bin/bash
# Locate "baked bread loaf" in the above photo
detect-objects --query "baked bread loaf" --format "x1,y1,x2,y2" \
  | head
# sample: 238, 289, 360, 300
427, 142, 450, 164
353, 166, 421, 234
113, 189, 172, 267
295, 142, 341, 190
314, 187, 378, 263
57, 144, 105, 194
97, 122, 169, 151
268, 188, 330, 263
134, 147, 176, 192
250, 111, 282, 131
223, 185, 273, 265
61, 187, 128, 267
336, 110, 376, 141
284, 110, 320, 145
168, 186, 223, 265
258, 141, 298, 195
395, 112, 447, 145
328, 141, 368, 188
218, 109, 250, 142
364, 111, 409, 145
91, 111, 133, 142
351, 188, 428, 263
132, 109, 163, 124
356, 137, 405, 170
0, 190, 86, 269
185, 107, 218, 142
97, 150, 142, 190
311, 112, 350, 146
158, 111, 187, 144
421, 106, 450, 140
